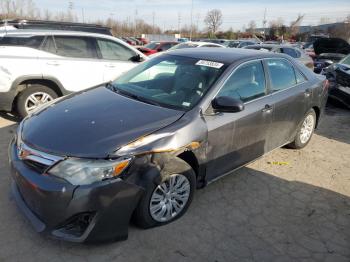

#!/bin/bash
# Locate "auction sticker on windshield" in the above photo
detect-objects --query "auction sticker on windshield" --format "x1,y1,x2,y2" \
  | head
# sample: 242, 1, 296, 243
196, 60, 224, 69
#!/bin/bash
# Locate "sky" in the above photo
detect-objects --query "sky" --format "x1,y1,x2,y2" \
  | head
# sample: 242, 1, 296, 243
33, 0, 350, 31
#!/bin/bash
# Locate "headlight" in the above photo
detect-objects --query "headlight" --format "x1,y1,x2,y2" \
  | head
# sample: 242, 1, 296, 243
48, 158, 131, 185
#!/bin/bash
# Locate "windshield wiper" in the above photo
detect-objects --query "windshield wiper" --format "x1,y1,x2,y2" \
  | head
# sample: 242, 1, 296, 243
106, 82, 162, 107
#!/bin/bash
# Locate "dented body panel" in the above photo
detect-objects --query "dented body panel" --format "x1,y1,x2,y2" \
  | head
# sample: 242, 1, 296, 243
9, 48, 328, 243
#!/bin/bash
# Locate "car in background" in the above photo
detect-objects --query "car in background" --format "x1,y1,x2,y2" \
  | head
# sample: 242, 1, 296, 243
121, 37, 137, 46
313, 38, 350, 74
136, 41, 178, 56
177, 38, 189, 42
10, 48, 328, 243
128, 37, 143, 46
136, 37, 149, 45
244, 44, 314, 70
225, 39, 258, 48
148, 41, 225, 58
165, 41, 224, 51
0, 30, 147, 117
322, 54, 350, 108
1, 19, 112, 35
200, 39, 229, 46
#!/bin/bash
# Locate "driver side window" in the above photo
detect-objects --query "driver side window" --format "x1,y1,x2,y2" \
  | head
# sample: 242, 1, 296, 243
218, 61, 267, 103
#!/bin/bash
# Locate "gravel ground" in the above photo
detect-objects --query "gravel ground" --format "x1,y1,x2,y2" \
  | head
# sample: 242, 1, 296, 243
0, 105, 349, 262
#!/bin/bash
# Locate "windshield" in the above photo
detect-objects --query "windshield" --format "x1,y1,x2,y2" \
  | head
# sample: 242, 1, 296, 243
112, 55, 227, 110
339, 55, 350, 65
168, 43, 199, 51
144, 42, 159, 50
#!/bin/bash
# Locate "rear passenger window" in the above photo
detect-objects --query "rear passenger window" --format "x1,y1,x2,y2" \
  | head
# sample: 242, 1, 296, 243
282, 48, 299, 58
0, 36, 44, 48
46, 36, 96, 58
266, 59, 297, 92
218, 61, 266, 103
97, 39, 136, 61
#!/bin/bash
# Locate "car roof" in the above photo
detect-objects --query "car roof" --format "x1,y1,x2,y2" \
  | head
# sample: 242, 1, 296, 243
250, 44, 298, 49
167, 48, 285, 64
0, 29, 113, 39
181, 41, 224, 46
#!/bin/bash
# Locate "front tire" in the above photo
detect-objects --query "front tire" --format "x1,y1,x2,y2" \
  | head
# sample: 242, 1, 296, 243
289, 109, 316, 149
133, 160, 196, 229
16, 84, 58, 118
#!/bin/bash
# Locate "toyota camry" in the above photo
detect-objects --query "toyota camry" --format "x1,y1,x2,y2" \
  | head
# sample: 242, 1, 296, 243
9, 48, 328, 243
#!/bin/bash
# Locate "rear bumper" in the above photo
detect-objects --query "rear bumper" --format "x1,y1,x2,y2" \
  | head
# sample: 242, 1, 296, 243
9, 140, 144, 243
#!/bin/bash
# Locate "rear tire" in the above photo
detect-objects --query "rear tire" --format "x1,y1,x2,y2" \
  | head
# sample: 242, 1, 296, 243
16, 84, 58, 118
133, 160, 196, 229
289, 109, 316, 149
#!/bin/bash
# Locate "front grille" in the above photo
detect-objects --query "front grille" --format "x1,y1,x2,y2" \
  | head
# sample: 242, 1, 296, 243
17, 142, 64, 174
23, 159, 49, 174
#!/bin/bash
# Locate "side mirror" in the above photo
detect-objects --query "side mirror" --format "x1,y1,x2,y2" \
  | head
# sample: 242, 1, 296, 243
212, 96, 244, 113
130, 54, 143, 62
157, 48, 163, 52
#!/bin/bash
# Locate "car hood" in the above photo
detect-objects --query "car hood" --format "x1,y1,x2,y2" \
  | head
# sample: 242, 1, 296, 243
313, 38, 350, 55
22, 87, 184, 158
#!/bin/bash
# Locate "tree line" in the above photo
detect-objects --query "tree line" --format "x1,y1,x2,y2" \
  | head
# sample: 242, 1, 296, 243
1, 0, 349, 41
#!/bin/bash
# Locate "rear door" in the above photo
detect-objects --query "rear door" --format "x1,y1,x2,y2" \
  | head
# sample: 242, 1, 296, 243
264, 58, 310, 151
95, 38, 140, 82
204, 60, 274, 181
40, 35, 104, 92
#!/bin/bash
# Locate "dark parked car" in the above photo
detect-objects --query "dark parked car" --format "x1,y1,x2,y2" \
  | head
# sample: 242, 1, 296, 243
136, 41, 178, 56
322, 54, 350, 108
9, 49, 328, 243
313, 37, 350, 73
244, 44, 314, 70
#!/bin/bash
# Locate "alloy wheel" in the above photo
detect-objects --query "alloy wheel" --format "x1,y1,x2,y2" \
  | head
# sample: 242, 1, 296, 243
149, 174, 191, 222
25, 92, 53, 114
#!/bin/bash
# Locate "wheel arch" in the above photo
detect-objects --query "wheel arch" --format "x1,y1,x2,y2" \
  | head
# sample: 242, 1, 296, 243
312, 106, 321, 128
10, 76, 69, 110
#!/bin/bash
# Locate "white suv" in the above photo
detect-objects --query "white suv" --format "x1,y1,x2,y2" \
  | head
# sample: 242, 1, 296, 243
0, 30, 147, 117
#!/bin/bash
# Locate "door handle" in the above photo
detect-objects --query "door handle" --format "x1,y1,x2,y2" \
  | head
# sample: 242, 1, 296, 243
46, 61, 60, 66
304, 89, 311, 97
261, 104, 273, 113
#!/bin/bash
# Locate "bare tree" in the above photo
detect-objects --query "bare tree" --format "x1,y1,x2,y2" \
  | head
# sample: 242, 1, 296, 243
204, 9, 222, 35
247, 20, 256, 33
290, 14, 304, 35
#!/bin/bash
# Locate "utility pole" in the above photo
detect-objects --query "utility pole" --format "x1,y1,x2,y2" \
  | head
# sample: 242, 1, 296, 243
81, 8, 85, 23
152, 12, 155, 35
189, 0, 194, 40
178, 13, 181, 36
263, 8, 267, 40
196, 13, 200, 37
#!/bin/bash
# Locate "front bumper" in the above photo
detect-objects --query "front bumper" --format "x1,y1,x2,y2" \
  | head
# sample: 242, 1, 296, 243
9, 140, 144, 243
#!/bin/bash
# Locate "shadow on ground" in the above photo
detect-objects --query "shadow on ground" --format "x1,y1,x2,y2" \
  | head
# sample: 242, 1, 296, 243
0, 111, 21, 123
0, 122, 349, 262
315, 105, 350, 145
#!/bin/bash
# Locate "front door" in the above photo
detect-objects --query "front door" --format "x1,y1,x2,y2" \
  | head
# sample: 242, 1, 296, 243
204, 60, 274, 181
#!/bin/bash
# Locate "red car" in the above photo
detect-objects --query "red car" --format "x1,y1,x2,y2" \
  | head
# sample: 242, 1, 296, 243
136, 41, 178, 56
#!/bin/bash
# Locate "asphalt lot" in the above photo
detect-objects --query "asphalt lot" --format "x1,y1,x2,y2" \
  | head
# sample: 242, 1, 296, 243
0, 105, 349, 262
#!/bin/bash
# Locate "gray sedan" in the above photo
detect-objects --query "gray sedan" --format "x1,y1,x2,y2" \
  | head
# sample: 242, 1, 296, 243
10, 48, 328, 243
